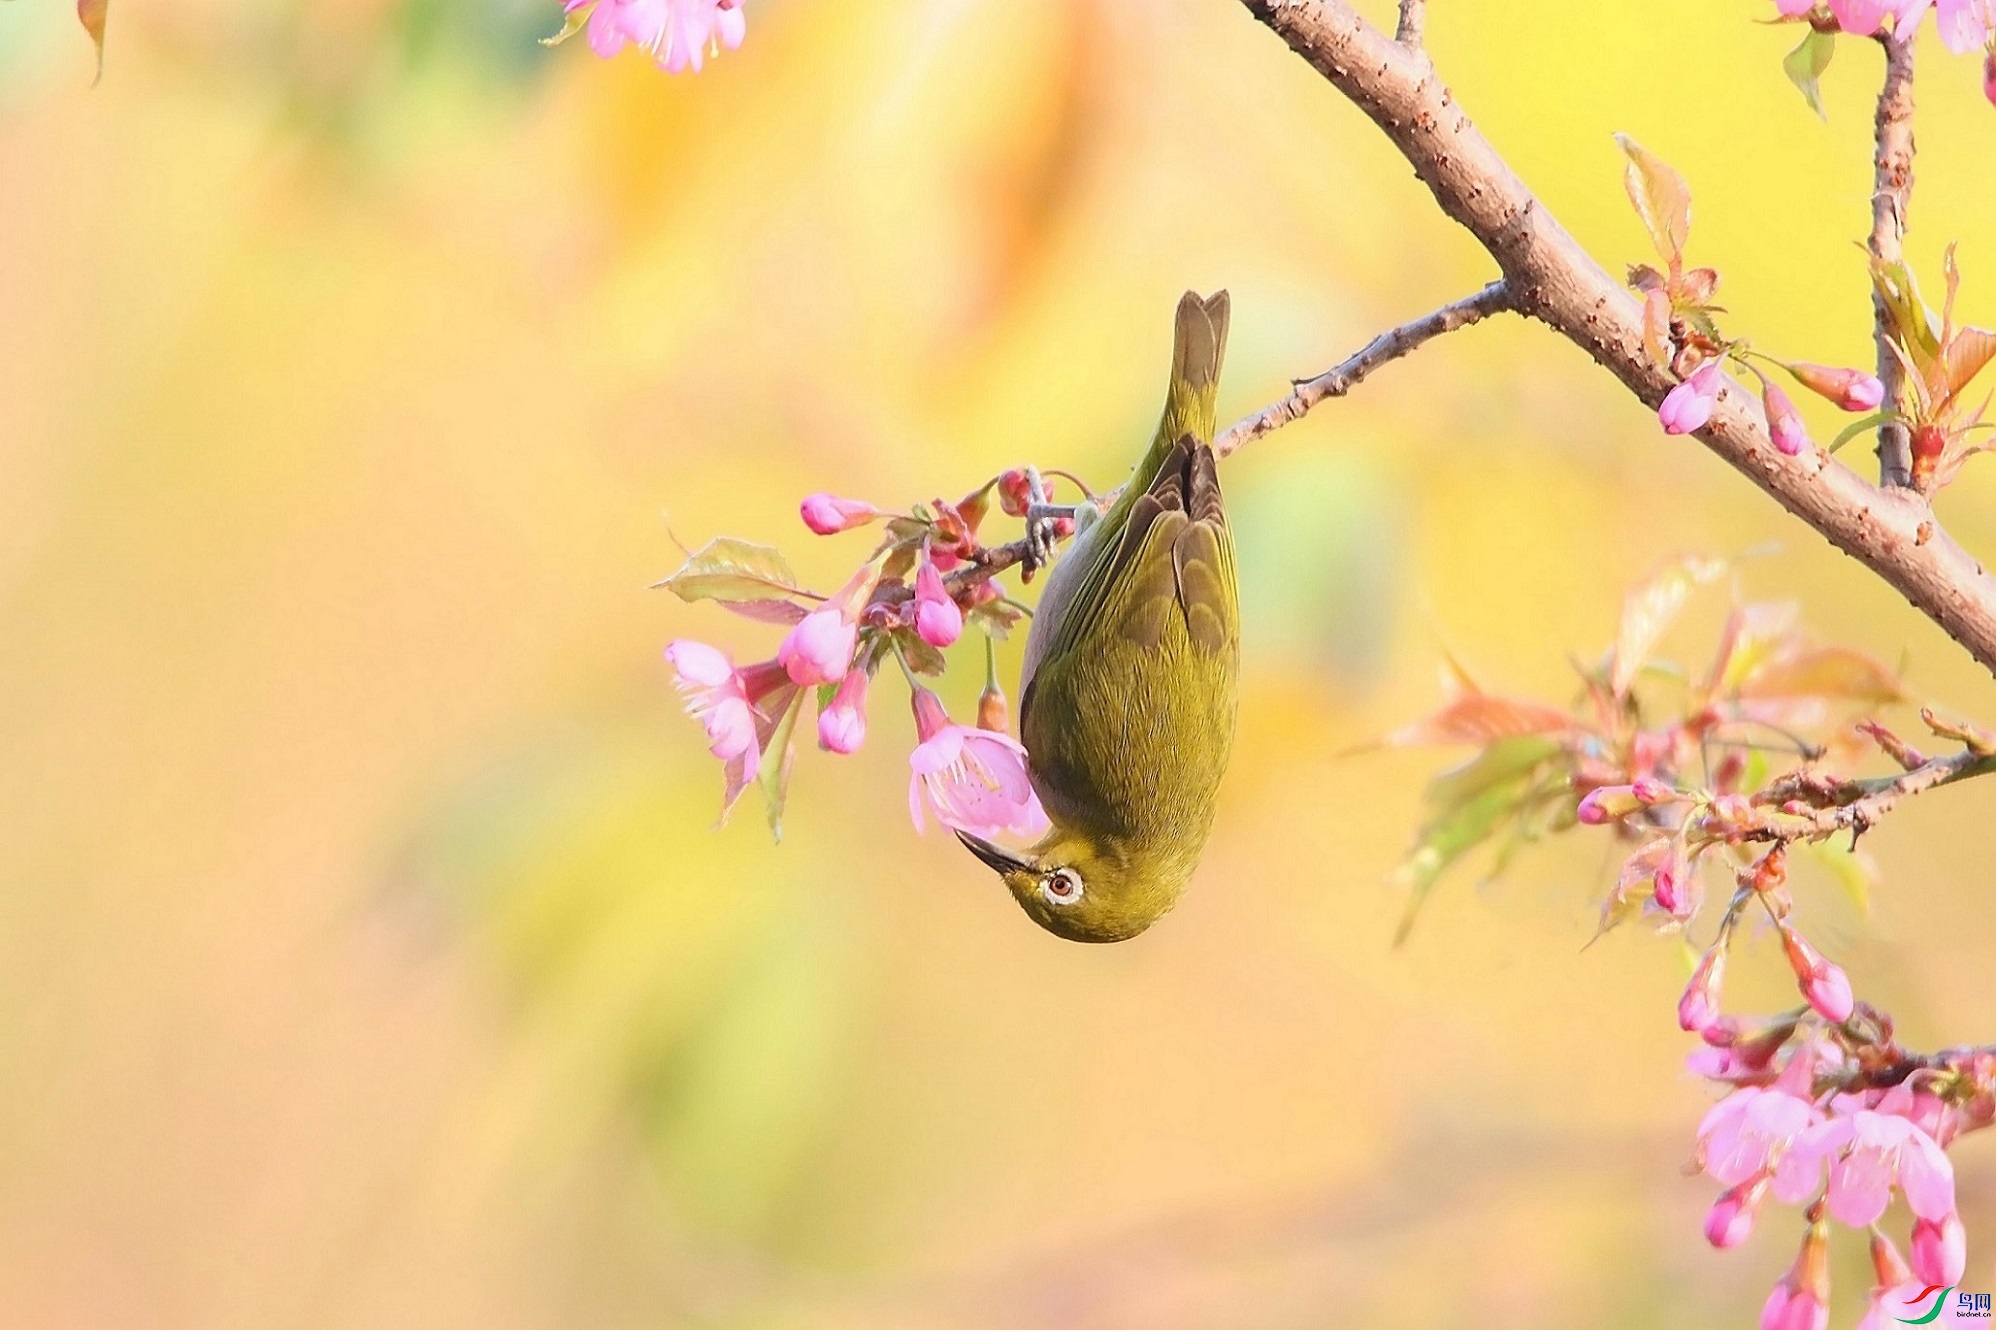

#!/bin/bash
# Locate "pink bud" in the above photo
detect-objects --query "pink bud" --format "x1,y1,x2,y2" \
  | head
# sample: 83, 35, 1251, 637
1986, 49, 1996, 108
1910, 1213, 1967, 1287
777, 607, 858, 686
817, 668, 869, 754
1632, 775, 1676, 804
1659, 360, 1725, 435
1761, 1222, 1831, 1330
1761, 379, 1812, 456
913, 559, 963, 648
1869, 1229, 1915, 1290
1780, 926, 1854, 1023
1706, 1175, 1769, 1248
1680, 944, 1728, 1034
1775, 0, 1815, 12
1786, 362, 1887, 412
799, 492, 880, 535
997, 468, 1033, 518
1577, 784, 1641, 824
909, 683, 951, 743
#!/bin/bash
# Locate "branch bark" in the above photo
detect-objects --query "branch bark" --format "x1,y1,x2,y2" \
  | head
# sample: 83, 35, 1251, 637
1237, 0, 1996, 679
1215, 280, 1510, 458
1870, 35, 1917, 489
1395, 0, 1423, 46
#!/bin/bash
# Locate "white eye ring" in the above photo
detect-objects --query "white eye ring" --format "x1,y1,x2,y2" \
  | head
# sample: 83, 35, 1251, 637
1040, 867, 1084, 907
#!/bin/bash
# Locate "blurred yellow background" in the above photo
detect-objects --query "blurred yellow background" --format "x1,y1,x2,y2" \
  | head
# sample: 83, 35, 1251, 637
3, 0, 1994, 1325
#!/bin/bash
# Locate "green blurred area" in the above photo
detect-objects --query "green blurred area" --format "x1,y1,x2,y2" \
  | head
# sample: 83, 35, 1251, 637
2, 0, 1994, 1325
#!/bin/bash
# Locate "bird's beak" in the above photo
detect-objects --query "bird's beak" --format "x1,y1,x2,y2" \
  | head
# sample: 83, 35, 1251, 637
954, 830, 1031, 875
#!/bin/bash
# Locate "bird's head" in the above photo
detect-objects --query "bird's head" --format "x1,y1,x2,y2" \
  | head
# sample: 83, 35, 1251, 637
954, 825, 1189, 943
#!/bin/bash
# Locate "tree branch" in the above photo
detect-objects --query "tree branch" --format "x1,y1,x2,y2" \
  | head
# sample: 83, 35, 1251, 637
1237, 0, 1996, 679
1214, 280, 1511, 458
1870, 35, 1917, 489
1754, 746, 1996, 841
1395, 0, 1423, 46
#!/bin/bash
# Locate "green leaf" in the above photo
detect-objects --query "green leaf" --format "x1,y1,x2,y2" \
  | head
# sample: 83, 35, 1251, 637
1802, 838, 1875, 919
967, 598, 1024, 641
759, 690, 807, 843
656, 538, 807, 604
1738, 646, 1904, 706
1827, 410, 1891, 453
1870, 259, 1943, 378
892, 627, 947, 677
1782, 27, 1836, 120
1614, 134, 1692, 266
1393, 769, 1538, 945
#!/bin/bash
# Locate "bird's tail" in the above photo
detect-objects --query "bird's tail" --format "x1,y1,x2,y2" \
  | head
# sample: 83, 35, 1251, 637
1157, 289, 1230, 449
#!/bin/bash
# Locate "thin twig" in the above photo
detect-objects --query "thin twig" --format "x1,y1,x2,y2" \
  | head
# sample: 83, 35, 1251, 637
1236, 0, 1996, 680
1870, 35, 1917, 489
1395, 0, 1423, 46
1214, 280, 1511, 458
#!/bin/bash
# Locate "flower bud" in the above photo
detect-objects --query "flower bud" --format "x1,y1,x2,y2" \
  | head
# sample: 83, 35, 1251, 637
1577, 784, 1642, 824
1759, 1221, 1830, 1330
1632, 775, 1677, 804
913, 558, 964, 648
1910, 1212, 1967, 1287
954, 484, 991, 534
1985, 48, 1996, 108
817, 668, 869, 754
1779, 925, 1854, 1023
1751, 845, 1789, 894
997, 469, 1033, 518
1706, 1175, 1769, 1249
1785, 362, 1886, 412
778, 607, 859, 686
977, 681, 1009, 733
1659, 359, 1725, 435
1761, 379, 1812, 456
799, 492, 880, 535
1869, 1228, 1914, 1290
1680, 944, 1728, 1034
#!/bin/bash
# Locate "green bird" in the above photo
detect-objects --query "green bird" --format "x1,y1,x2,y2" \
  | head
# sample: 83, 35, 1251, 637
957, 290, 1240, 943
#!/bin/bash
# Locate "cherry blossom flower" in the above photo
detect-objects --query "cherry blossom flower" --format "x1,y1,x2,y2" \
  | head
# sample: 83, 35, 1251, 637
1699, 1081, 1825, 1201
565, 0, 745, 73
1659, 359, 1725, 435
817, 668, 869, 755
913, 558, 964, 649
800, 493, 881, 535
1761, 378, 1812, 456
666, 639, 784, 780
1794, 1103, 1955, 1228
779, 607, 859, 685
1829, 0, 1896, 33
906, 686, 1049, 840
1706, 1175, 1770, 1248
1680, 944, 1727, 1035
1934, 0, 1994, 52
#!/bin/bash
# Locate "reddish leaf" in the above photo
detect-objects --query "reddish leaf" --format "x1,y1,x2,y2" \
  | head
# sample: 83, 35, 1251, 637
718, 598, 810, 625
1611, 556, 1726, 697
1615, 134, 1692, 266
1385, 693, 1575, 748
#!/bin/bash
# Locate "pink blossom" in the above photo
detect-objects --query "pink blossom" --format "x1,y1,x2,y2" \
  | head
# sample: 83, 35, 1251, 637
1651, 840, 1699, 919
1829, 0, 1895, 32
1762, 379, 1812, 456
1775, 0, 1817, 15
800, 493, 881, 535
1699, 1085, 1823, 1198
817, 668, 869, 755
907, 686, 1049, 839
778, 608, 857, 686
1796, 1109, 1955, 1227
1912, 1212, 1968, 1286
667, 639, 760, 778
1660, 360, 1725, 435
566, 0, 745, 72
1985, 48, 1996, 107
1935, 0, 1994, 52
913, 558, 964, 649
1577, 784, 1641, 824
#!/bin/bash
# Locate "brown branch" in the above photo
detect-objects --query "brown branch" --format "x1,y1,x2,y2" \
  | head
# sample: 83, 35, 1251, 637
1755, 748, 1996, 841
1236, 0, 1996, 679
1214, 280, 1511, 458
1870, 35, 1917, 489
1395, 0, 1423, 46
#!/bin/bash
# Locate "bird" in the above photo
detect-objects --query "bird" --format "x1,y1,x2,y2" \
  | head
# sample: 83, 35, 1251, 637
955, 290, 1240, 943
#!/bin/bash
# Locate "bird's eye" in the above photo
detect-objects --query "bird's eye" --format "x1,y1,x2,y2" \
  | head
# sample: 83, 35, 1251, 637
1040, 867, 1084, 907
